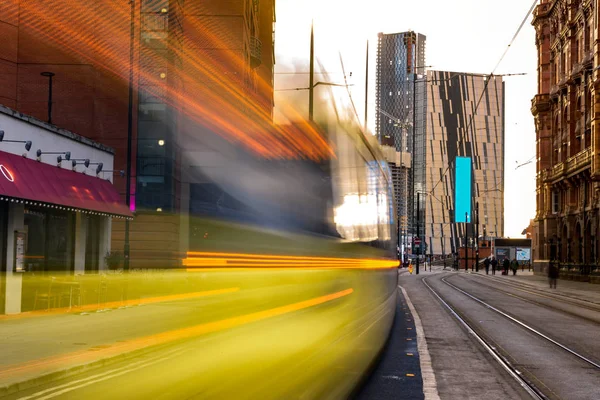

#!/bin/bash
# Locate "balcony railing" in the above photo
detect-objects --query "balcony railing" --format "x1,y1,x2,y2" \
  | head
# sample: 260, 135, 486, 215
533, 2, 550, 20
557, 75, 569, 88
571, 62, 583, 78
531, 94, 551, 113
583, 50, 594, 66
250, 36, 262, 68
548, 148, 592, 182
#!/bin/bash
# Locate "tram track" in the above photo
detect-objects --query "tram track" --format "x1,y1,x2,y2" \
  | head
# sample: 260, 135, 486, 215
423, 275, 600, 400
471, 273, 600, 310
457, 274, 600, 325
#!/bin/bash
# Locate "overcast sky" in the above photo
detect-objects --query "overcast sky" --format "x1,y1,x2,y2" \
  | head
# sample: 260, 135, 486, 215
274, 0, 538, 238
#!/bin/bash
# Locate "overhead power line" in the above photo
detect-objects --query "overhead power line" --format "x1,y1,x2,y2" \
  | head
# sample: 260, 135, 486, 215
427, 0, 538, 196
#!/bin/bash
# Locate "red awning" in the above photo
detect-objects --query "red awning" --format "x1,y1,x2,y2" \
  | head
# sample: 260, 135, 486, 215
0, 150, 132, 218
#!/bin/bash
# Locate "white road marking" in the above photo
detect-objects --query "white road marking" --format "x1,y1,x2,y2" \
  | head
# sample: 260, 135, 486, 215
18, 348, 184, 400
399, 285, 441, 400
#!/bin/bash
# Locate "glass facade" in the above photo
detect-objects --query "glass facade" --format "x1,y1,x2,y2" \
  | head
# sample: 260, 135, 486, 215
136, 0, 183, 212
376, 31, 427, 243
23, 207, 75, 272
415, 71, 505, 256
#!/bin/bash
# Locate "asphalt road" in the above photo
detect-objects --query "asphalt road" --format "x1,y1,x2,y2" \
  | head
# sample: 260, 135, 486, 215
1, 268, 398, 400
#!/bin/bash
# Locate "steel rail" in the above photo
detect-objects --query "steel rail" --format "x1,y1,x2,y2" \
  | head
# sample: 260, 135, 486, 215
441, 277, 600, 370
422, 277, 546, 400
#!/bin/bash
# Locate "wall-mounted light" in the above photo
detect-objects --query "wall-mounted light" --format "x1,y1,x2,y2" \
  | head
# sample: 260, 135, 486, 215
37, 149, 70, 162
158, 139, 165, 146
71, 159, 91, 170
159, 72, 166, 79
156, 208, 163, 212
100, 169, 125, 178
86, 162, 104, 175
0, 130, 33, 156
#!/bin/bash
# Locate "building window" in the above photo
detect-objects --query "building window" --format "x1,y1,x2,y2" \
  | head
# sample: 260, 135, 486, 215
24, 207, 75, 273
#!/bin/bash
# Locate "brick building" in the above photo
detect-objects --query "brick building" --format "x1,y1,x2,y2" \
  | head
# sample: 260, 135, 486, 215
0, 0, 277, 267
531, 0, 597, 270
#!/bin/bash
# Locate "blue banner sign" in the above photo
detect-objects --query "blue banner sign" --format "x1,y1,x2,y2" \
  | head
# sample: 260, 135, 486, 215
455, 157, 472, 223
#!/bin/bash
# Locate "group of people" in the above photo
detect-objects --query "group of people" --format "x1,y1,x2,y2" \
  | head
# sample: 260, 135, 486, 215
483, 257, 520, 275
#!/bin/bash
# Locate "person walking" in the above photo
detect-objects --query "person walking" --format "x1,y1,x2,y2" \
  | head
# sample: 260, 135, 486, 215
484, 257, 490, 275
511, 258, 518, 276
502, 258, 510, 275
491, 257, 498, 275
548, 259, 559, 289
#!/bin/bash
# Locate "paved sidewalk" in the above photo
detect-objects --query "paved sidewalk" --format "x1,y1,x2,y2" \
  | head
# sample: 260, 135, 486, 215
470, 270, 600, 305
354, 288, 424, 400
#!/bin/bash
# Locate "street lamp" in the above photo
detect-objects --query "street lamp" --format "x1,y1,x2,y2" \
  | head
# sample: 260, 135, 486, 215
124, 0, 135, 272
415, 190, 429, 275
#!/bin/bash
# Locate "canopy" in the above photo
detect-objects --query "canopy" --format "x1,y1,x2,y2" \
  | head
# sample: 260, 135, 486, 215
0, 150, 132, 218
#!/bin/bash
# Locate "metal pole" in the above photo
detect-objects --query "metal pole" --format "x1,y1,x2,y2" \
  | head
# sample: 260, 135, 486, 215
309, 22, 314, 122
416, 191, 420, 275
124, 0, 135, 272
411, 75, 417, 251
48, 75, 53, 124
465, 212, 468, 271
364, 40, 369, 132
475, 202, 480, 272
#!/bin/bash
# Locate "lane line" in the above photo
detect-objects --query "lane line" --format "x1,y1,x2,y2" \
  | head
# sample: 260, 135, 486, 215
399, 285, 440, 400
17, 348, 184, 400
23, 350, 185, 400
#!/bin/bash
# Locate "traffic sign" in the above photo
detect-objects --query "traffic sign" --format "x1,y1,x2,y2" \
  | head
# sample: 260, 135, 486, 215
414, 237, 421, 245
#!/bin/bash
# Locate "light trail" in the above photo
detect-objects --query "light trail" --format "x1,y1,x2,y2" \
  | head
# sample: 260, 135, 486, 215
9, 1, 334, 160
182, 251, 399, 269
0, 288, 354, 380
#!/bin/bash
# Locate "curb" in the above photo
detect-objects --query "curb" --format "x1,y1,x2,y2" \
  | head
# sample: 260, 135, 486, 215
399, 285, 440, 400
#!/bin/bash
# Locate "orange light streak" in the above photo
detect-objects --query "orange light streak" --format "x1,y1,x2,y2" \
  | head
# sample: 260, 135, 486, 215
11, 2, 335, 161
182, 251, 399, 270
0, 288, 353, 380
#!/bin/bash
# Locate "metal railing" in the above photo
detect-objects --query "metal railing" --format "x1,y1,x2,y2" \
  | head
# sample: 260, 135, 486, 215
249, 36, 262, 68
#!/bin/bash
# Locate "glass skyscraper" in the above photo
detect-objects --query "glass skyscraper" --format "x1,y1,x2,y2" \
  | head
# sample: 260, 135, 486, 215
376, 31, 426, 250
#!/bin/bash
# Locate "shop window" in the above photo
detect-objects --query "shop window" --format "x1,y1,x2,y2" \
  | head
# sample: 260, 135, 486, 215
24, 209, 46, 272
46, 213, 74, 272
142, 0, 169, 12
85, 216, 101, 273
24, 208, 74, 273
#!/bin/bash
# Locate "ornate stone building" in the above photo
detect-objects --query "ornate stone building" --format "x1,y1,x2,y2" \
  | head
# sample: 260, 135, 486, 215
531, 0, 597, 267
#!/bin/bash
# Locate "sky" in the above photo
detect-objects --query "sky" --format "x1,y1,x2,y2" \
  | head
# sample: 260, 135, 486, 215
274, 0, 538, 238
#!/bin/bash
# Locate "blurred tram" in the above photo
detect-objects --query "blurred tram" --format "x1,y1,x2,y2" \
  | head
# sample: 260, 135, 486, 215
177, 115, 399, 398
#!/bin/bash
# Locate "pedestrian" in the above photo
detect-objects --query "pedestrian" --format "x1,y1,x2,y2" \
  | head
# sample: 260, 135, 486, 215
491, 257, 498, 275
502, 258, 510, 275
511, 258, 518, 276
484, 257, 490, 275
548, 259, 559, 289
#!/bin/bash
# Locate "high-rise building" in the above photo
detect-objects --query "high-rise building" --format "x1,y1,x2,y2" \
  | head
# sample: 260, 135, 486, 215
376, 31, 426, 151
375, 31, 426, 251
531, 0, 596, 269
0, 0, 277, 267
414, 71, 505, 256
